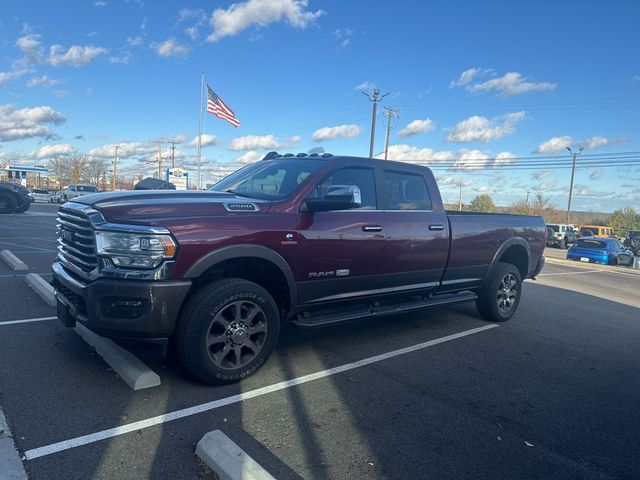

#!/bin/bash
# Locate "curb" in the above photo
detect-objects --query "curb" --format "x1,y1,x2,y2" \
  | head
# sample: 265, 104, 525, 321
24, 273, 56, 306
545, 256, 640, 275
74, 323, 161, 391
196, 430, 276, 480
0, 250, 28, 271
0, 408, 28, 480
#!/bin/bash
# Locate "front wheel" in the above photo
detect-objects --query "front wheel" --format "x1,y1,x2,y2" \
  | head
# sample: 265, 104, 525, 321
14, 201, 30, 213
175, 279, 280, 384
476, 262, 522, 323
0, 194, 17, 214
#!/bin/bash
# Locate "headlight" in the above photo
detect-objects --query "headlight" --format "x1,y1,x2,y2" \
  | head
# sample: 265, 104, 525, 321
95, 231, 177, 269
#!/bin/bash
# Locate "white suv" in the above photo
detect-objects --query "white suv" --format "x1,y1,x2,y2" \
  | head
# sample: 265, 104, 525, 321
63, 184, 98, 202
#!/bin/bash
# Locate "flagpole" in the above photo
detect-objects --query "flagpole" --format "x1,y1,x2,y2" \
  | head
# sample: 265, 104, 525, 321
197, 72, 204, 190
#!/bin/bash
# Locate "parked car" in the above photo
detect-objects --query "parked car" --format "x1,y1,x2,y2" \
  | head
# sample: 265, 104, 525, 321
0, 181, 31, 214
546, 223, 577, 249
578, 225, 616, 238
29, 188, 51, 203
52, 152, 546, 384
62, 184, 98, 202
623, 230, 640, 256
49, 190, 65, 203
567, 237, 634, 266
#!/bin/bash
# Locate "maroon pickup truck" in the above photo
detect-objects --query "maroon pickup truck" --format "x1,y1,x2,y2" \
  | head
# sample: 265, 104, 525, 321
52, 152, 545, 384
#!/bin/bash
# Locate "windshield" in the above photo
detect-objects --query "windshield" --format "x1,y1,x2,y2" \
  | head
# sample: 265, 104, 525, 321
210, 158, 325, 200
548, 225, 560, 232
575, 239, 607, 249
77, 185, 97, 192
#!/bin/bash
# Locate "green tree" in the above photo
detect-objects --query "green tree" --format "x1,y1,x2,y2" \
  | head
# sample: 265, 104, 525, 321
469, 194, 496, 213
609, 207, 640, 237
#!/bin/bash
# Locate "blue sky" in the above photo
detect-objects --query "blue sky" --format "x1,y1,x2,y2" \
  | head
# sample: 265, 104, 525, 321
1, 0, 639, 212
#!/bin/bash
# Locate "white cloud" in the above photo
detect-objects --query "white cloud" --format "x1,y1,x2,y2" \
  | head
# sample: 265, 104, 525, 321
453, 150, 491, 170
383, 145, 515, 170
493, 151, 517, 167
449, 67, 485, 88
535, 135, 573, 153
207, 0, 325, 42
89, 142, 155, 159
31, 143, 76, 159
333, 28, 353, 48
447, 111, 526, 143
0, 67, 29, 86
16, 34, 44, 63
0, 104, 65, 142
354, 81, 375, 91
584, 135, 608, 150
127, 36, 144, 47
467, 72, 557, 98
27, 75, 62, 87
398, 119, 435, 138
228, 134, 282, 151
49, 44, 108, 67
312, 124, 361, 141
589, 168, 604, 181
187, 134, 217, 148
632, 75, 640, 82
109, 52, 133, 64
235, 151, 263, 164
532, 169, 553, 180
151, 38, 190, 57
94, 0, 108, 7
573, 183, 614, 198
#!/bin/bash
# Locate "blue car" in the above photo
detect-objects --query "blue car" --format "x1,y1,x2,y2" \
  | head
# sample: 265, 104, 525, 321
567, 237, 634, 266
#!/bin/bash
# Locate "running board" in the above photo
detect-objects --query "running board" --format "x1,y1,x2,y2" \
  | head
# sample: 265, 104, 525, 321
292, 291, 478, 328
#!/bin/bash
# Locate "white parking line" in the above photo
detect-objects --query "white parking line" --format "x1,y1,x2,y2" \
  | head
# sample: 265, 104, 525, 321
537, 270, 600, 276
0, 316, 56, 326
23, 323, 498, 460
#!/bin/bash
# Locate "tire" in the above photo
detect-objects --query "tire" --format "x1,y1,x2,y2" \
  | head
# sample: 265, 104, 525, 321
176, 279, 280, 384
13, 201, 30, 213
0, 194, 17, 214
476, 262, 522, 323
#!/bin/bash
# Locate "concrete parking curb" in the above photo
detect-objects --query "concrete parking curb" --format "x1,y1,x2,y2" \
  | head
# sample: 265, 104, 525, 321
0, 250, 28, 271
545, 256, 640, 275
0, 408, 27, 480
73, 323, 161, 391
196, 430, 276, 480
24, 273, 56, 306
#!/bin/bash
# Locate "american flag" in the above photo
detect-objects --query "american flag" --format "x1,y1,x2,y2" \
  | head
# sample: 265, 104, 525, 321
206, 85, 240, 127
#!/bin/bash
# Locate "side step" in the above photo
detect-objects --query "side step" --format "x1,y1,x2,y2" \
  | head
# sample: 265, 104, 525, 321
292, 291, 478, 328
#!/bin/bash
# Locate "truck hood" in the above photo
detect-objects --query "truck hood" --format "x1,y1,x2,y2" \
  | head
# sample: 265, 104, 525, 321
70, 190, 271, 224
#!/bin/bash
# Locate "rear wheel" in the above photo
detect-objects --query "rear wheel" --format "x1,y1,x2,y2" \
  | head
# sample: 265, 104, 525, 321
14, 201, 30, 213
0, 194, 17, 214
176, 279, 280, 384
476, 262, 522, 323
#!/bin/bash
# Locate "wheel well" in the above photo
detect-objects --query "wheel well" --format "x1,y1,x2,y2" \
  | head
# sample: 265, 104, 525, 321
192, 257, 291, 319
498, 244, 528, 278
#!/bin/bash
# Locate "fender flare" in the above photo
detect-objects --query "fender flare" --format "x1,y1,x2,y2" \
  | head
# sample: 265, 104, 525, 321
484, 236, 531, 281
183, 244, 297, 316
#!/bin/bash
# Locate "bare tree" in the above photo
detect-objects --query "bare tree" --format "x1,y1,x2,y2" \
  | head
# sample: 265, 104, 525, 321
530, 192, 554, 216
82, 158, 107, 186
48, 157, 73, 187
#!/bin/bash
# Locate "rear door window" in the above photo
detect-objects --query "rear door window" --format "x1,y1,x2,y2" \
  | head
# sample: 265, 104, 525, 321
383, 171, 432, 210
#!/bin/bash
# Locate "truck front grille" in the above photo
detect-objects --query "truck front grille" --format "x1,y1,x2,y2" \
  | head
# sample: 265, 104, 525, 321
57, 207, 98, 274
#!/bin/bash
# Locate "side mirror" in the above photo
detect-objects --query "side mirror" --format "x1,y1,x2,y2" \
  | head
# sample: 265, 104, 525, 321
304, 184, 362, 213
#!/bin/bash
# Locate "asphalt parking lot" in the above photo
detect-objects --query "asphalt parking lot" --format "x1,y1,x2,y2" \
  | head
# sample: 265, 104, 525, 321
1, 203, 639, 480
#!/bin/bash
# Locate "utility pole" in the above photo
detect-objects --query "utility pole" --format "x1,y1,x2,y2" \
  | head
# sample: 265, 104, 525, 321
526, 189, 531, 204
383, 107, 399, 160
154, 141, 165, 180
363, 88, 390, 158
112, 145, 119, 191
170, 142, 177, 168
458, 178, 464, 211
565, 146, 583, 224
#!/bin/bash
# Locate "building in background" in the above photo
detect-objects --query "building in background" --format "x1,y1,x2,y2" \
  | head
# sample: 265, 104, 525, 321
0, 163, 49, 187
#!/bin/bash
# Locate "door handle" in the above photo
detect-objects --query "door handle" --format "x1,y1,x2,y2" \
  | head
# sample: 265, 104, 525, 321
428, 224, 445, 231
363, 225, 382, 232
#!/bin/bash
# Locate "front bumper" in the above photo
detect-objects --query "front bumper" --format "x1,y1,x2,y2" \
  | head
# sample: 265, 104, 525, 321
52, 261, 191, 340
